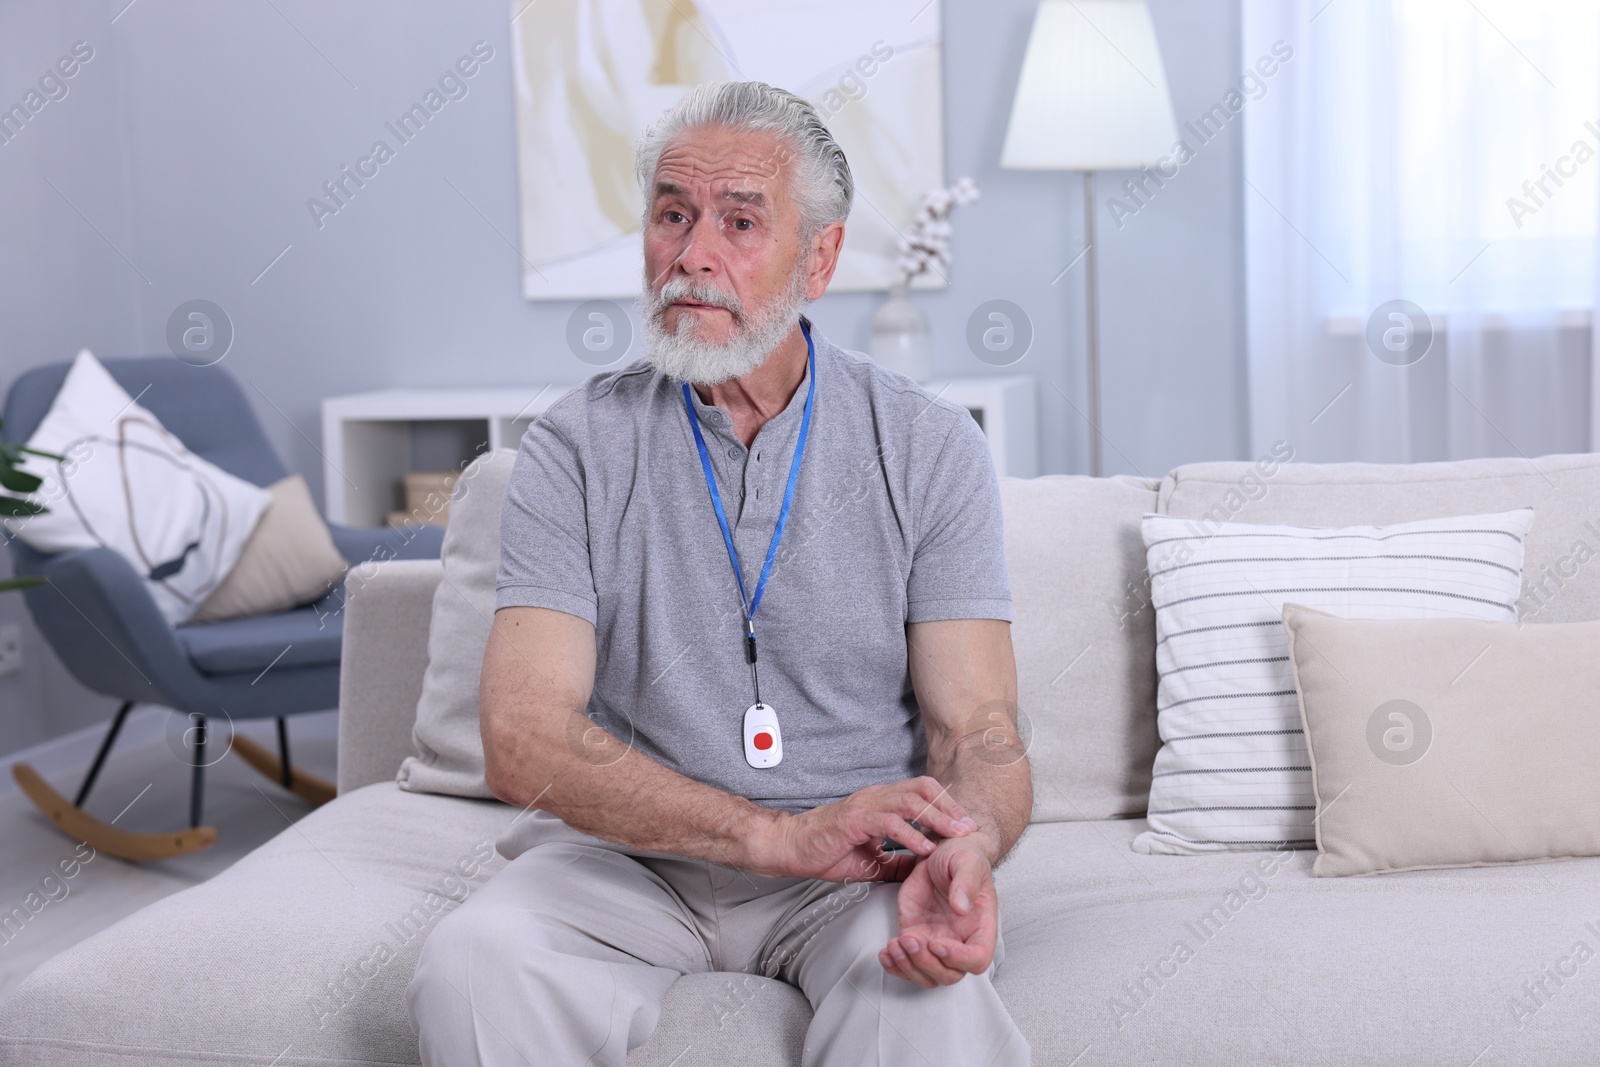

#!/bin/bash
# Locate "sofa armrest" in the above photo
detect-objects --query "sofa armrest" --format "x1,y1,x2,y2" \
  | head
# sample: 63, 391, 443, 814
337, 558, 442, 795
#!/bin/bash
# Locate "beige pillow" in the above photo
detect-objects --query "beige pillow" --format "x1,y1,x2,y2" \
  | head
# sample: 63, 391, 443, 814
191, 475, 348, 623
1282, 603, 1600, 877
395, 449, 517, 798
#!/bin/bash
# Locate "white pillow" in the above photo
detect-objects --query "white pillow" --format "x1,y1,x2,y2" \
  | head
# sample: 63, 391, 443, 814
1134, 507, 1533, 855
6, 350, 271, 625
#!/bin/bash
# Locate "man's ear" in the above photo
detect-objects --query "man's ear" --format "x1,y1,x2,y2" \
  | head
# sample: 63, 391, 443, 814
805, 221, 845, 300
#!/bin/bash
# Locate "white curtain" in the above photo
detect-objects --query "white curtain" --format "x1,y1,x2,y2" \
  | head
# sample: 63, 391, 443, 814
1242, 0, 1600, 464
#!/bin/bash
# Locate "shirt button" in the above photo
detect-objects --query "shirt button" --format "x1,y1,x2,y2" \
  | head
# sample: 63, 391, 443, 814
727, 446, 742, 459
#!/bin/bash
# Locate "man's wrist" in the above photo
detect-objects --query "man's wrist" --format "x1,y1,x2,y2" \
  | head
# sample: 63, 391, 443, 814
740, 804, 792, 877
943, 826, 1002, 868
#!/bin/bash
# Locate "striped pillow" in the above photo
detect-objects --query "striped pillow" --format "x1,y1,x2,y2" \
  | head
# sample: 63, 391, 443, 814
1133, 508, 1533, 855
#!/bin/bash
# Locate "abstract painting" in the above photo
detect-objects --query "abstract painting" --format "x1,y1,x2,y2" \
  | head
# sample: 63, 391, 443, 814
510, 0, 946, 299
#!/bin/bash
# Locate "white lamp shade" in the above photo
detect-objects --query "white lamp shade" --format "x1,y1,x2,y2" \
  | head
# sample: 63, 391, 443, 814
1001, 0, 1179, 171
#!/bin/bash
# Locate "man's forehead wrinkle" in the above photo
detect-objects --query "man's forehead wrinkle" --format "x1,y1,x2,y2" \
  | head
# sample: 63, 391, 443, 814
651, 172, 780, 209
656, 161, 777, 188
654, 146, 783, 197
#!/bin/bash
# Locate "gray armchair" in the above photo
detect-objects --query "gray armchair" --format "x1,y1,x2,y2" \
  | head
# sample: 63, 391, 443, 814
1, 356, 444, 857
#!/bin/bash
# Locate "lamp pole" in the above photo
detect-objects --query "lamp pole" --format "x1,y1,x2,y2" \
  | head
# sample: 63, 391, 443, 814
1083, 171, 1102, 477
999, 0, 1177, 478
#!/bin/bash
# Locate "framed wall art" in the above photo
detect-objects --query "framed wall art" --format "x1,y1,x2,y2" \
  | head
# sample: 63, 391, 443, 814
509, 0, 946, 299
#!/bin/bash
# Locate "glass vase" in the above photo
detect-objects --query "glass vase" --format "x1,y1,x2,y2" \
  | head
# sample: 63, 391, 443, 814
870, 281, 933, 382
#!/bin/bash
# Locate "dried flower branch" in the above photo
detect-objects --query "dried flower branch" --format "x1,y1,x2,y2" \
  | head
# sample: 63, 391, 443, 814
895, 176, 980, 285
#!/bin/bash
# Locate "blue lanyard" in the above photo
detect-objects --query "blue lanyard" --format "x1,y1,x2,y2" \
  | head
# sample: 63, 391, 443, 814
681, 321, 816, 671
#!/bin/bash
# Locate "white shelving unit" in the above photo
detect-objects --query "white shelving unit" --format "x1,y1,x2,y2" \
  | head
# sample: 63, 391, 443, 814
320, 386, 574, 526
924, 375, 1038, 479
320, 375, 1037, 525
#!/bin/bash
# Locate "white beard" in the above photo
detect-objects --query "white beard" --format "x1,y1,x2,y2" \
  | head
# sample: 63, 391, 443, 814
640, 261, 811, 386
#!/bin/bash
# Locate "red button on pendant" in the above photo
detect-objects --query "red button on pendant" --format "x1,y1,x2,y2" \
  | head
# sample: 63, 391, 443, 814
753, 731, 774, 751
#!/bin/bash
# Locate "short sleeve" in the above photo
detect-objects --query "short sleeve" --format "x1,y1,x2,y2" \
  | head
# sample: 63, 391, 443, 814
904, 411, 1013, 624
495, 399, 599, 624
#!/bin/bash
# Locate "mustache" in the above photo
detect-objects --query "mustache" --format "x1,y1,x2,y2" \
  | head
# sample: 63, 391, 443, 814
649, 279, 746, 323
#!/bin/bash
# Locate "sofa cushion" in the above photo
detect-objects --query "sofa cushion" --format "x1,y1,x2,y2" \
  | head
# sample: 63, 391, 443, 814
1001, 474, 1162, 822
992, 817, 1600, 1064
1159, 452, 1600, 625
0, 785, 514, 1066
395, 449, 516, 799
10, 792, 1598, 1066
0, 784, 810, 1067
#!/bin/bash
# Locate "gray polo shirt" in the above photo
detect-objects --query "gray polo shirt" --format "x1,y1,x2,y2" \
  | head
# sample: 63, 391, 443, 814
496, 318, 1011, 813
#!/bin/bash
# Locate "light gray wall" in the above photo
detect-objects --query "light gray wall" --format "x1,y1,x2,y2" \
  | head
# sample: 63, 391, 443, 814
0, 0, 1247, 752
0, 0, 138, 749
1109, 0, 1251, 475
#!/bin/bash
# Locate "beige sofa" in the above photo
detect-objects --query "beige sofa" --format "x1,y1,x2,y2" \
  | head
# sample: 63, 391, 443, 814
4, 451, 1600, 1065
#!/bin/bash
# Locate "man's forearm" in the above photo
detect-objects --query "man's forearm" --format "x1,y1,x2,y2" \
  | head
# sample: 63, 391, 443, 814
480, 608, 791, 875
903, 618, 1030, 867
926, 734, 1032, 867
501, 731, 791, 874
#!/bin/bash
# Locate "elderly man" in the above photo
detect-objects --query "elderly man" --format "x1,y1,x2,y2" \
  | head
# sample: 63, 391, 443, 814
408, 81, 1032, 1066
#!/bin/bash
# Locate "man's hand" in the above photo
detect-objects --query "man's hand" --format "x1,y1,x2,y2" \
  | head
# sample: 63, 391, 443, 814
755, 776, 979, 882
879, 837, 998, 987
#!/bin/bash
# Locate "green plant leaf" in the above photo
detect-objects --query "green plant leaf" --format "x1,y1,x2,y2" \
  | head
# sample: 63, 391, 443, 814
0, 416, 62, 465
0, 496, 45, 517
0, 468, 42, 494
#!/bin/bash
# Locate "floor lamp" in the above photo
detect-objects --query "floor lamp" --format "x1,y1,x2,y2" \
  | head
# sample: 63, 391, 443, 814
1000, 0, 1178, 476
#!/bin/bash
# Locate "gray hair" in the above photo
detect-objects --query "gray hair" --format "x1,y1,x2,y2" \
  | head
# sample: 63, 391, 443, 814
634, 81, 854, 239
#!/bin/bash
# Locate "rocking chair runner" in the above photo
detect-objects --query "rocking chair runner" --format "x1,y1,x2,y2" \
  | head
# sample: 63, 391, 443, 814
2, 356, 445, 861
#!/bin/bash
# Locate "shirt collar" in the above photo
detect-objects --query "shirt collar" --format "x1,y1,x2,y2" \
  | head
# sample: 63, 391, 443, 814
681, 317, 818, 434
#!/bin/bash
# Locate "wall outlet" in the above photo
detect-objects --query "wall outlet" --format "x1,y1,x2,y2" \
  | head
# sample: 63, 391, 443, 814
0, 624, 22, 677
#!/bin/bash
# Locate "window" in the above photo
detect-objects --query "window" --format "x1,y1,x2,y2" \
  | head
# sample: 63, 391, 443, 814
1390, 0, 1600, 311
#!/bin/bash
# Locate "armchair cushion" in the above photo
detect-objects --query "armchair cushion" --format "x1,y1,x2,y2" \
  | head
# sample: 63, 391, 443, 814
177, 604, 343, 675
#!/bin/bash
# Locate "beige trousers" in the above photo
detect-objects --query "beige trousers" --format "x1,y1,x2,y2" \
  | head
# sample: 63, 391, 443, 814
407, 810, 1031, 1066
